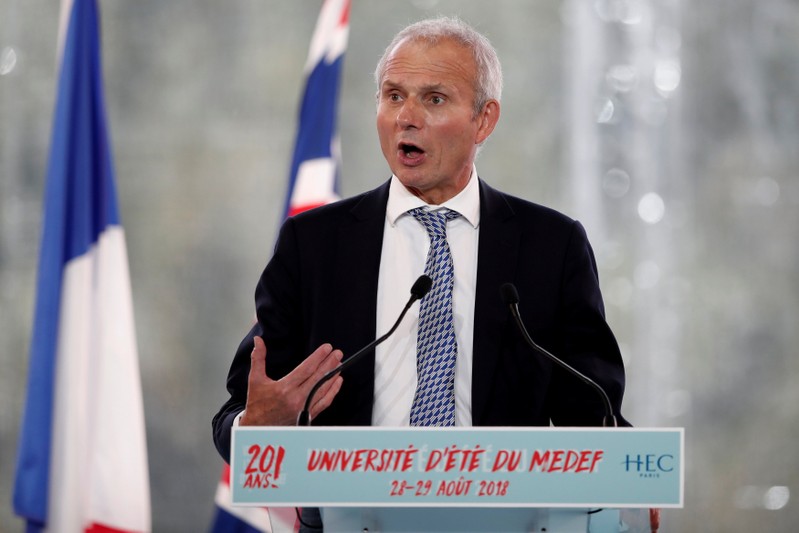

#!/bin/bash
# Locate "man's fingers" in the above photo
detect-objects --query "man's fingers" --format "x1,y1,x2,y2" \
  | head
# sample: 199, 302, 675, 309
310, 375, 344, 418
315, 348, 344, 377
312, 370, 343, 404
290, 344, 342, 387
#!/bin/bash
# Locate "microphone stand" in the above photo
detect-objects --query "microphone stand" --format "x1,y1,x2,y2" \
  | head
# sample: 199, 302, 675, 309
502, 283, 618, 428
298, 275, 432, 426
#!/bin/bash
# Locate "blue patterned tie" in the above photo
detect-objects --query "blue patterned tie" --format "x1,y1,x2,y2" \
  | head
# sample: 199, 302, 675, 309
408, 207, 460, 426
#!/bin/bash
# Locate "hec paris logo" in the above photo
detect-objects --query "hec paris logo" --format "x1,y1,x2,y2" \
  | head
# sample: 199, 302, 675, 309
623, 453, 674, 479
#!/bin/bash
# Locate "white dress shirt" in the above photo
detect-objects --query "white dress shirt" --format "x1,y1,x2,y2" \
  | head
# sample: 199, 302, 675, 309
372, 169, 480, 427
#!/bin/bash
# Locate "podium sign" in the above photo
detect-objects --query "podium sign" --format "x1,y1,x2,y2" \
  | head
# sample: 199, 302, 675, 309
230, 427, 683, 508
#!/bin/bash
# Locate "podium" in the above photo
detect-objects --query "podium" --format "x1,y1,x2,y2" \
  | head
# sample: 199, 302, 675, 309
230, 427, 682, 532
318, 507, 629, 532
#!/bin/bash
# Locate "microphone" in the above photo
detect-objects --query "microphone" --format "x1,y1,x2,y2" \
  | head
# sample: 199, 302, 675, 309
500, 283, 618, 427
298, 275, 433, 426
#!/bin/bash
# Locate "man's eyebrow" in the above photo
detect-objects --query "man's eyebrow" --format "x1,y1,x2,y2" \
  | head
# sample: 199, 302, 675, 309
421, 83, 446, 93
380, 80, 402, 91
380, 81, 448, 93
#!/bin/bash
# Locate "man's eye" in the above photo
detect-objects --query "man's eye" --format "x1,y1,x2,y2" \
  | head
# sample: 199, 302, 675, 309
389, 94, 401, 102
430, 96, 444, 105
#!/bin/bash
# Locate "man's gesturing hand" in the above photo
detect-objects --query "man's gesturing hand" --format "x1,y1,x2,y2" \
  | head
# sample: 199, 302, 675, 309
240, 336, 344, 426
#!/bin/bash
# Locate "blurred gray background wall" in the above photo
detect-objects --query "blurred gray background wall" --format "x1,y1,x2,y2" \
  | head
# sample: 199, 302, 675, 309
2, 0, 798, 530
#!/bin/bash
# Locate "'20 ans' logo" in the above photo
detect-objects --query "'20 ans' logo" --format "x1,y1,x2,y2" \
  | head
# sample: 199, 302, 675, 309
243, 444, 286, 489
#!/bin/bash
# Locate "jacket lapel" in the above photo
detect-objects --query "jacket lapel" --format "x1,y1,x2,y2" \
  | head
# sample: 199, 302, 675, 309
471, 180, 520, 425
331, 181, 390, 423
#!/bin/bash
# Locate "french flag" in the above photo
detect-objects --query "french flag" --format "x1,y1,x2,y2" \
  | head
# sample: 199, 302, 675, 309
12, 0, 151, 532
210, 1, 350, 531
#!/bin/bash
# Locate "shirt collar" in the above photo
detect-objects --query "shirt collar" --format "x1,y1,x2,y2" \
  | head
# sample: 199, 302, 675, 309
386, 166, 481, 229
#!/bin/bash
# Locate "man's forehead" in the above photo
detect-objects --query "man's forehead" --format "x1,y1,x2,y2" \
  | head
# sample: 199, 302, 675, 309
380, 39, 476, 86
387, 35, 470, 62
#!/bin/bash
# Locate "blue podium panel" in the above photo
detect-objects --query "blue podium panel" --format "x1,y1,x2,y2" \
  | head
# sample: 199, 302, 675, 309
318, 507, 659, 532
321, 507, 601, 532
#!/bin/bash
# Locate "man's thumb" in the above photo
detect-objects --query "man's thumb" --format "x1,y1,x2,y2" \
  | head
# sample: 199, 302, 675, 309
249, 336, 267, 379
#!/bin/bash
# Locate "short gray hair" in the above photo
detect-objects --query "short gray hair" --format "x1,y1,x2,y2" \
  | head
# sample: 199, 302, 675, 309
374, 17, 503, 116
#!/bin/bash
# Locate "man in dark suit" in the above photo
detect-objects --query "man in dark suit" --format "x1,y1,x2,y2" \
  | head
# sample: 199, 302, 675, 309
213, 16, 627, 468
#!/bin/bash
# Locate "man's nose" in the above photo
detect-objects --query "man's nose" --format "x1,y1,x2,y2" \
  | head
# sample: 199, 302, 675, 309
397, 100, 423, 129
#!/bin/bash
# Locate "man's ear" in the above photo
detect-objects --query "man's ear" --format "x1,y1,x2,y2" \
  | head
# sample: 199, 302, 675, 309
475, 99, 501, 145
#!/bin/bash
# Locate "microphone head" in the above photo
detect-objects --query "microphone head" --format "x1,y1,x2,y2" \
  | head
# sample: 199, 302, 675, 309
500, 283, 520, 305
411, 275, 433, 299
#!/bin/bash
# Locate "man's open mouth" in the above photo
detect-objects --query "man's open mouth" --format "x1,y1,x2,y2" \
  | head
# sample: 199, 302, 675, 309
399, 142, 425, 159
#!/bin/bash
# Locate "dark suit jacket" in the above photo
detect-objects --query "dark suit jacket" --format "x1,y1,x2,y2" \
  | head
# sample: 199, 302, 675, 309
213, 179, 627, 462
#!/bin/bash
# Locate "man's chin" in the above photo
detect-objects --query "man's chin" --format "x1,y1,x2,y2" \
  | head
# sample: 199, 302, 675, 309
394, 172, 428, 193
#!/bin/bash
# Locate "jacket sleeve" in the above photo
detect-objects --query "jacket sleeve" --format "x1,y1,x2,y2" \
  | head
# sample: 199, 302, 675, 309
211, 218, 306, 462
547, 220, 630, 427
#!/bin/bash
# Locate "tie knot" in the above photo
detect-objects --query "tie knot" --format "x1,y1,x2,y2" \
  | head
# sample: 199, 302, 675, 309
408, 208, 460, 239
